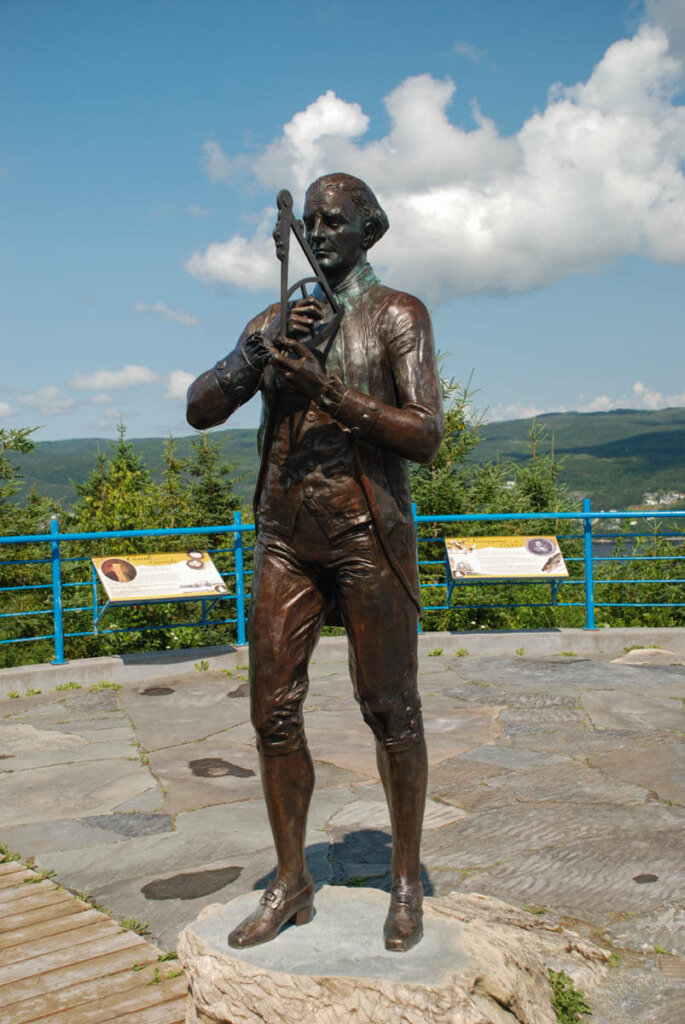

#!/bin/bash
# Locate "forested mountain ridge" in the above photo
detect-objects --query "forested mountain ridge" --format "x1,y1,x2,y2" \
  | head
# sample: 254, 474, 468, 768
8, 406, 685, 512
478, 407, 685, 509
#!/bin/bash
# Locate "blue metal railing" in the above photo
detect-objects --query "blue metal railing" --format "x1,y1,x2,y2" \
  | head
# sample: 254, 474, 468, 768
1, 500, 684, 665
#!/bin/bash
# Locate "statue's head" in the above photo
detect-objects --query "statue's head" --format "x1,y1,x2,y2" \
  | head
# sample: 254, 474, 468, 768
303, 173, 388, 284
305, 173, 389, 251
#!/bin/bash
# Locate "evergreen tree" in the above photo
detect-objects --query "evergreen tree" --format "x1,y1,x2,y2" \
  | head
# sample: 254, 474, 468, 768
187, 432, 240, 532
0, 427, 40, 531
155, 435, 191, 529
71, 421, 155, 533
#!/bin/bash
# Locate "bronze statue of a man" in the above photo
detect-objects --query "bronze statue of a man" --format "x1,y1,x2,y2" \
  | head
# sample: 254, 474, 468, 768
187, 173, 443, 952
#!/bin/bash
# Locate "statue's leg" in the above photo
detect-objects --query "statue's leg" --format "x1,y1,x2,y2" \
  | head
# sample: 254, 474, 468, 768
228, 532, 326, 949
336, 526, 426, 951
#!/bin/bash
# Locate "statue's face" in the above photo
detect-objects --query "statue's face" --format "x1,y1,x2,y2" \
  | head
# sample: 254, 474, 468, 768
303, 188, 366, 277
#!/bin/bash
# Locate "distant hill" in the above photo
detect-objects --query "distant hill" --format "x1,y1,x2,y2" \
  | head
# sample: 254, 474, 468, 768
8, 407, 685, 512
479, 407, 685, 509
9, 430, 260, 508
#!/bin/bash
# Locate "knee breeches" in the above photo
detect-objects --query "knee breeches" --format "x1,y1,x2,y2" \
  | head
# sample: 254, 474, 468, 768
248, 516, 422, 756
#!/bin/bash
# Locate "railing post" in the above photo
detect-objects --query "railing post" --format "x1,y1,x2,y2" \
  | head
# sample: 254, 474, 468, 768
233, 510, 247, 646
582, 497, 598, 630
50, 514, 67, 664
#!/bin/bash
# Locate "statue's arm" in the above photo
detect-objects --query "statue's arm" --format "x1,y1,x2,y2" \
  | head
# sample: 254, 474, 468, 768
318, 296, 443, 464
186, 307, 278, 430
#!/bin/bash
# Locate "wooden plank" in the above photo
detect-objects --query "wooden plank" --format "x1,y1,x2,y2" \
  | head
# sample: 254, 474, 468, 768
1, 943, 157, 1007
34, 973, 188, 1024
0, 861, 186, 1024
0, 897, 89, 933
0, 889, 74, 920
0, 861, 26, 879
0, 907, 102, 951
0, 928, 146, 987
0, 919, 127, 968
0, 880, 56, 905
0, 869, 36, 890
104, 994, 188, 1024
2, 960, 173, 1024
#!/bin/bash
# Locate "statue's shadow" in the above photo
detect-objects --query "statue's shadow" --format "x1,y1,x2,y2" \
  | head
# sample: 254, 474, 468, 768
254, 828, 434, 896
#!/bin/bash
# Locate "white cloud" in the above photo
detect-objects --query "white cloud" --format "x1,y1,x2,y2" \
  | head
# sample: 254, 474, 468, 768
187, 204, 215, 217
93, 408, 123, 430
185, 205, 309, 292
19, 387, 75, 415
133, 301, 200, 327
89, 392, 112, 405
579, 381, 685, 412
165, 370, 195, 400
453, 40, 495, 70
71, 365, 159, 390
202, 141, 251, 183
486, 401, 547, 422
0, 401, 12, 416
189, 14, 685, 304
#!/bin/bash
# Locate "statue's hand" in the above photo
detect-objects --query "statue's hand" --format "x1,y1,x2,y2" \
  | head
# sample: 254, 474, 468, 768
287, 297, 323, 338
271, 339, 327, 399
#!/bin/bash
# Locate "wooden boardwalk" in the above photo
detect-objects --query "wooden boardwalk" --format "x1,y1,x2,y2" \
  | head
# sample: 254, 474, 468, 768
0, 861, 187, 1023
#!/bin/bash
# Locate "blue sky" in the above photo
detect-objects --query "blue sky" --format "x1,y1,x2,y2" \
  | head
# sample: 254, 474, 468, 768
2, 0, 684, 441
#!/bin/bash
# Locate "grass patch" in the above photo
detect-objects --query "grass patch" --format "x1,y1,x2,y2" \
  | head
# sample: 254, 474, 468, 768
0, 844, 20, 863
560, 650, 576, 657
89, 681, 121, 692
427, 648, 443, 657
55, 681, 82, 691
121, 916, 150, 935
548, 969, 591, 1023
194, 660, 209, 671
74, 891, 111, 915
25, 688, 41, 696
515, 646, 525, 656
454, 647, 469, 657
8, 691, 20, 699
23, 869, 56, 884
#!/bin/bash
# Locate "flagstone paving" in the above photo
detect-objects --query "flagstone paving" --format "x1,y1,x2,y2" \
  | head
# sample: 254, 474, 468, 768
1, 630, 684, 1022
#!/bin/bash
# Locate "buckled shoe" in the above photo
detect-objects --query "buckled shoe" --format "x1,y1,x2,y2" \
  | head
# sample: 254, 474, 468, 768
383, 882, 423, 952
228, 876, 315, 949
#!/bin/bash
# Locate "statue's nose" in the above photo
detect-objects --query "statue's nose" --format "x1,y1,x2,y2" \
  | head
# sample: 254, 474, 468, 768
309, 214, 325, 238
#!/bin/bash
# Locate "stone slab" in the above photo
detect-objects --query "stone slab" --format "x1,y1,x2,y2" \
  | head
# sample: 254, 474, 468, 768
612, 647, 685, 666
462, 828, 685, 920
464, 745, 565, 769
0, 723, 88, 754
327, 798, 466, 833
119, 678, 250, 751
581, 689, 685, 732
486, 761, 650, 805
1, 759, 155, 826
590, 741, 685, 805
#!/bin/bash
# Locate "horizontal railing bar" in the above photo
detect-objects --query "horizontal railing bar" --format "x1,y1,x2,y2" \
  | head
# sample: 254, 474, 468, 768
0, 523, 256, 545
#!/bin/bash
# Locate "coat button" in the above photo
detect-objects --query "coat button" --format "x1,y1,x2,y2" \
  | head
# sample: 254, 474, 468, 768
306, 411, 316, 422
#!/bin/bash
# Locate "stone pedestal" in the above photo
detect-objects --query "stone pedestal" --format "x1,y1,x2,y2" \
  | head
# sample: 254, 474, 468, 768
178, 886, 608, 1024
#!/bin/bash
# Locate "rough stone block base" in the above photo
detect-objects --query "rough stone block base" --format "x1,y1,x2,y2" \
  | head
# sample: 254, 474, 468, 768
178, 886, 608, 1024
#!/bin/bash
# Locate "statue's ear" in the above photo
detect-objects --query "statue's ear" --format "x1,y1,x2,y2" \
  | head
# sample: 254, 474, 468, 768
361, 220, 376, 250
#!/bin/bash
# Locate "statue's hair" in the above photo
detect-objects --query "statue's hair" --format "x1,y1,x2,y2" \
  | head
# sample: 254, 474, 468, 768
306, 173, 389, 249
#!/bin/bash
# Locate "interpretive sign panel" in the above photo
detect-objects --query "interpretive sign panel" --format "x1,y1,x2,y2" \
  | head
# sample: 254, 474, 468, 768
445, 536, 568, 580
92, 551, 229, 603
